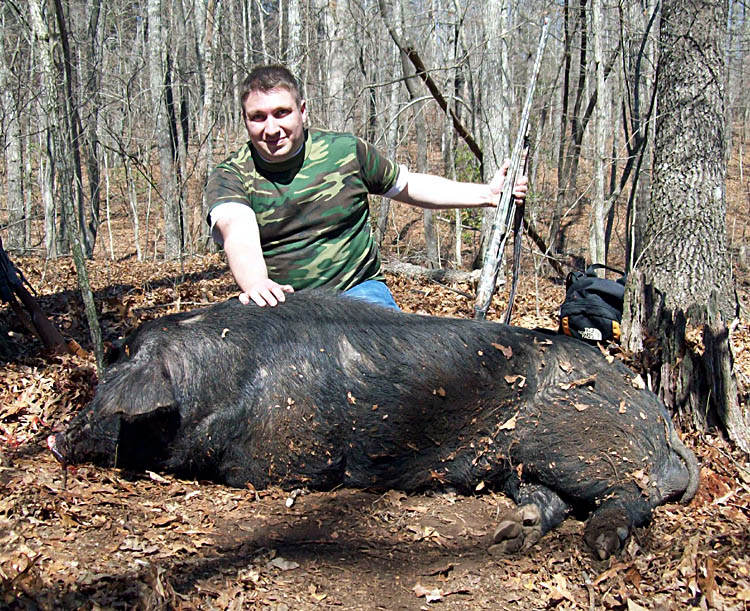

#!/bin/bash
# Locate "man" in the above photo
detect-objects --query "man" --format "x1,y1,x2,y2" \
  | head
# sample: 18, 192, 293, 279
207, 64, 527, 309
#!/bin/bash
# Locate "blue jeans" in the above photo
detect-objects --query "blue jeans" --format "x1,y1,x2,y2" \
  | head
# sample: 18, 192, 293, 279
343, 280, 400, 310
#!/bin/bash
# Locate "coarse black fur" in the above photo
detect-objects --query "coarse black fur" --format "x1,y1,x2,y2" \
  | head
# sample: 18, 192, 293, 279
52, 291, 699, 558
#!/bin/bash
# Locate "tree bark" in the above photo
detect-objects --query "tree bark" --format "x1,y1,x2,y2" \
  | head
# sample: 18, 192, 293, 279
624, 0, 747, 452
640, 0, 734, 321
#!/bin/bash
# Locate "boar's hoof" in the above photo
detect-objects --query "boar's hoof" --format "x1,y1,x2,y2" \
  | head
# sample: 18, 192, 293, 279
584, 509, 631, 560
489, 503, 542, 555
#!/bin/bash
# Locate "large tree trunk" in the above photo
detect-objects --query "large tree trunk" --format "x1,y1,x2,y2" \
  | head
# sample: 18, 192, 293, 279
624, 0, 748, 452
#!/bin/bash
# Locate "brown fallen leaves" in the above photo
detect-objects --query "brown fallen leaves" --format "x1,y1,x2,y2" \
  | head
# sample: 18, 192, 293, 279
2, 262, 750, 610
492, 342, 513, 359
559, 373, 596, 390
413, 581, 470, 603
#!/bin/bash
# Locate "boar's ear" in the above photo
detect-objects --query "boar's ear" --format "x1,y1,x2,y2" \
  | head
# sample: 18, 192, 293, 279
96, 363, 176, 419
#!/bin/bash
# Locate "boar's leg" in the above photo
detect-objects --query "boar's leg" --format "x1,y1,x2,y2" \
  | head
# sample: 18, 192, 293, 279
490, 480, 571, 555
583, 484, 652, 560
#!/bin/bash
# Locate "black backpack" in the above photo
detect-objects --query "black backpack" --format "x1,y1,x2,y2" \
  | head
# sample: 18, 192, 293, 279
558, 264, 626, 344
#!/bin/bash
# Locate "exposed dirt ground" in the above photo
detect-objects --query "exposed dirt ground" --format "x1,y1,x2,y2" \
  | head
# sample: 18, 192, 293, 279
1, 251, 749, 610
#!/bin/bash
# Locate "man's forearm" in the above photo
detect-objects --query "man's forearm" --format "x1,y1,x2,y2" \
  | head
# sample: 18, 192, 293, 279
215, 214, 269, 291
216, 215, 293, 306
223, 236, 270, 293
391, 173, 496, 209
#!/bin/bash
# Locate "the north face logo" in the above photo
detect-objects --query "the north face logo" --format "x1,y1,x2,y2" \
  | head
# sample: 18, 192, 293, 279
579, 327, 603, 341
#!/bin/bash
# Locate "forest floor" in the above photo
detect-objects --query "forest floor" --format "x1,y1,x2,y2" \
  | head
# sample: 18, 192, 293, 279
1, 253, 750, 610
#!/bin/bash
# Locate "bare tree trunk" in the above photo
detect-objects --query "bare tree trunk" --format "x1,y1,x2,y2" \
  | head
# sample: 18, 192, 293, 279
240, 0, 249, 69
281, 0, 303, 72
0, 12, 25, 252
442, 122, 462, 268
475, 0, 513, 269
627, 0, 659, 268
80, 0, 104, 258
197, 0, 222, 249
478, 0, 512, 176
28, 0, 104, 371
549, 0, 577, 253
419, 110, 439, 268
147, 0, 183, 259
588, 0, 608, 266
38, 130, 59, 258
375, 45, 402, 247
252, 0, 267, 64
51, 0, 91, 258
172, 0, 191, 252
122, 153, 143, 261
24, 130, 33, 251
320, 0, 349, 131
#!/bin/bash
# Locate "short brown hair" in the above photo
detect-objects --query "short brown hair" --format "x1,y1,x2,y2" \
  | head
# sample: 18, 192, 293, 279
239, 65, 303, 109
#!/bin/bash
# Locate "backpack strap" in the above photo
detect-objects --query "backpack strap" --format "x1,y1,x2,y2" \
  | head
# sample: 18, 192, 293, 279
584, 263, 625, 277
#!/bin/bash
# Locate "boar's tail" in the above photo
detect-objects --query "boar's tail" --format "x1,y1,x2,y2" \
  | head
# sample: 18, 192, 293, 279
670, 428, 699, 503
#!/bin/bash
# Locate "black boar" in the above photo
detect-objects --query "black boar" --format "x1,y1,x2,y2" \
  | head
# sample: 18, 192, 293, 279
49, 291, 698, 559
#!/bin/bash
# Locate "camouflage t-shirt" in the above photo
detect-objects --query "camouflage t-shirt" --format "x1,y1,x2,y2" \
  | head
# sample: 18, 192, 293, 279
206, 128, 400, 291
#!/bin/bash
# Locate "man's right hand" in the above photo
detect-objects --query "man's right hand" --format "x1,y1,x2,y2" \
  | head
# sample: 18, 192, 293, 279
239, 279, 294, 307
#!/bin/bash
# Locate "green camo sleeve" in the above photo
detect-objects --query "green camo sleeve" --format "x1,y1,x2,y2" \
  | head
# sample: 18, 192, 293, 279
204, 147, 254, 225
356, 137, 400, 195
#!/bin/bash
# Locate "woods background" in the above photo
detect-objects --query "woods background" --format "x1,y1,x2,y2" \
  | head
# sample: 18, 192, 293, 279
2, 4, 750, 607
2, 0, 746, 266
2, 1, 750, 443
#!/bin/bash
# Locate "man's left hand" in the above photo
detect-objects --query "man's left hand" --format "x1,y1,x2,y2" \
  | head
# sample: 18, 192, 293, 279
490, 158, 529, 206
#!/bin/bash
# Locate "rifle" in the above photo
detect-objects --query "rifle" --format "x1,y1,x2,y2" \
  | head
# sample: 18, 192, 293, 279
503, 132, 530, 324
474, 18, 550, 321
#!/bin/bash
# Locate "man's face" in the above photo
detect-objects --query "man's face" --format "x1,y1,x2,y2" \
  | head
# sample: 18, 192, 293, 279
242, 87, 307, 163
